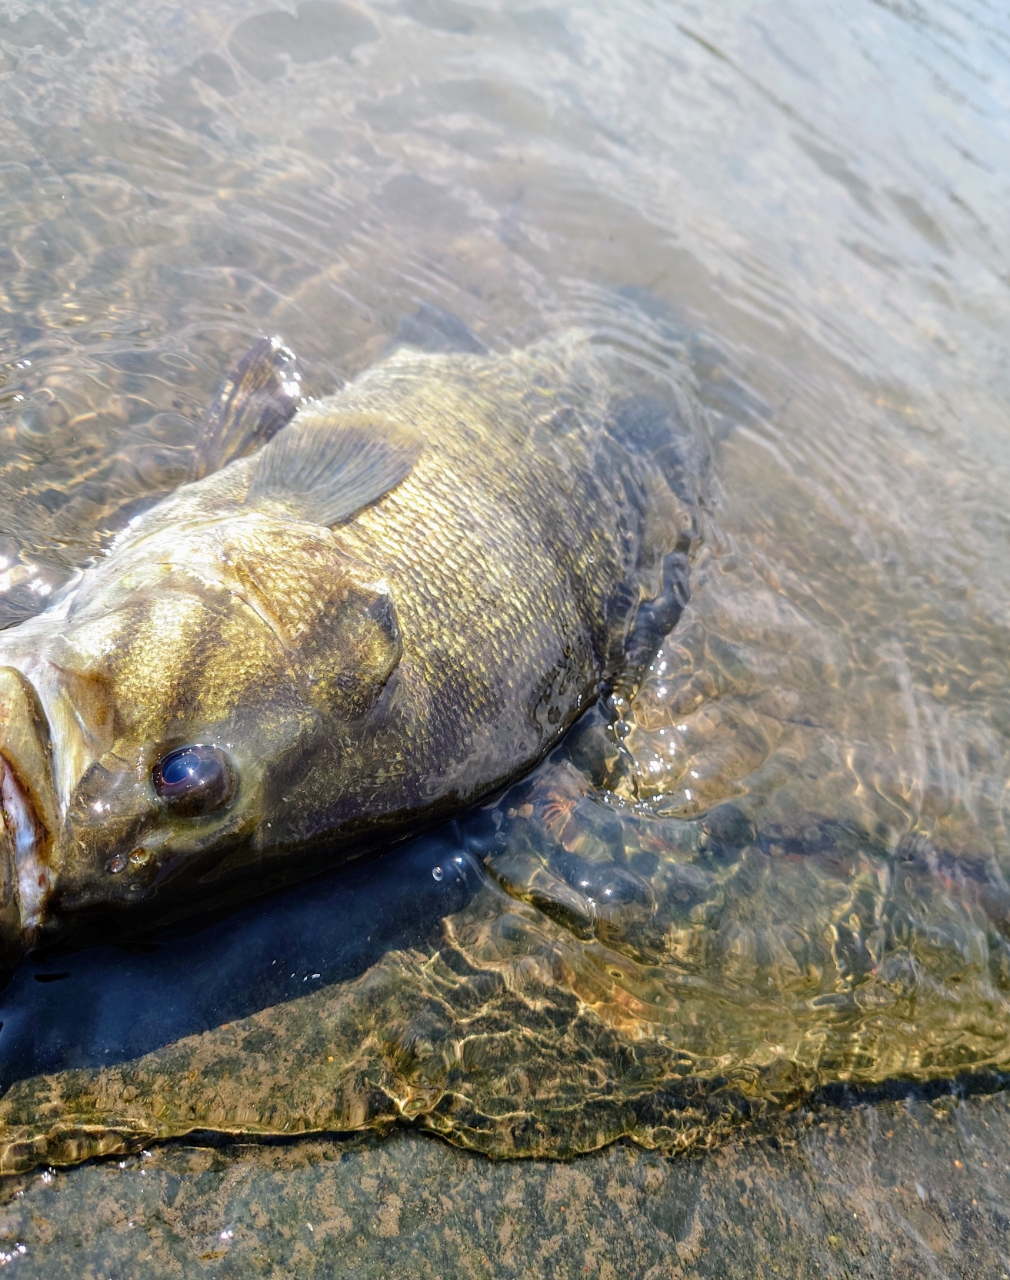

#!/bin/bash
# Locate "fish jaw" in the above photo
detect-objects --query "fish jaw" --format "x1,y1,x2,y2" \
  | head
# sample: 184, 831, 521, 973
0, 792, 26, 978
0, 666, 60, 968
0, 757, 42, 933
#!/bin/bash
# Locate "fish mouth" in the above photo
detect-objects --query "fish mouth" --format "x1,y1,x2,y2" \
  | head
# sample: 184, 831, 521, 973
0, 666, 59, 962
0, 752, 47, 936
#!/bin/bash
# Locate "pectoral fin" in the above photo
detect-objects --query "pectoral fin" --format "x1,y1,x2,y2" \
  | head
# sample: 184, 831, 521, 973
245, 409, 423, 526
190, 336, 303, 481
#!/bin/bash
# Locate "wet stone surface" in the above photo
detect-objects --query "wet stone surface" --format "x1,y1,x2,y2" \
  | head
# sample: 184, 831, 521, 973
0, 1089, 1009, 1278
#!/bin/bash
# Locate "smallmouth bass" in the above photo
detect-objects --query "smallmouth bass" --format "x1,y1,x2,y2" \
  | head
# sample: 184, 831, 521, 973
0, 327, 702, 976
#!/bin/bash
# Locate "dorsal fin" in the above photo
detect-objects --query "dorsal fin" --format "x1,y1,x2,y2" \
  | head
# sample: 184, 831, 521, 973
392, 302, 488, 355
190, 336, 303, 481
245, 408, 423, 526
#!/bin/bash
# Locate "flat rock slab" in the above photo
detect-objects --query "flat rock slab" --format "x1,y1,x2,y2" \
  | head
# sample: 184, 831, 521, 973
0, 1090, 1008, 1277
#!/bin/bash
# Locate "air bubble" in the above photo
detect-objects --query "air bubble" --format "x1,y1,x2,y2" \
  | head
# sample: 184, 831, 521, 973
432, 865, 444, 881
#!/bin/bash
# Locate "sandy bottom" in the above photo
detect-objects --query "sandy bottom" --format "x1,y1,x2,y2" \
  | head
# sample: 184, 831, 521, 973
0, 1086, 1007, 1278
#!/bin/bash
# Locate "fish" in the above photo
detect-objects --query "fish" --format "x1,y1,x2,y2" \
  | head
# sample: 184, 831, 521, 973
0, 324, 702, 977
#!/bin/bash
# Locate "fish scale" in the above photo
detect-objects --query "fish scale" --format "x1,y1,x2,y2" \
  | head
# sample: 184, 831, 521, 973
0, 331, 696, 977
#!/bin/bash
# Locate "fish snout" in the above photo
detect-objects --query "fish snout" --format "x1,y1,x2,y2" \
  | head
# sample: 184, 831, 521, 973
0, 666, 59, 969
0, 761, 30, 976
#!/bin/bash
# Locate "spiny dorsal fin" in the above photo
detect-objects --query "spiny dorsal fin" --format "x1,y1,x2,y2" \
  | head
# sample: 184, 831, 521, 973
393, 302, 488, 356
245, 408, 423, 526
190, 336, 303, 481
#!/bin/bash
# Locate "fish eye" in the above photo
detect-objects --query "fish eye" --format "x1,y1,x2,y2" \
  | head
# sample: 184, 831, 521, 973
152, 745, 235, 817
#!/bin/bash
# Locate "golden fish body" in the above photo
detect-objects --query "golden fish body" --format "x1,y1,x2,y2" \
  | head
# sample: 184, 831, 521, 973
0, 332, 693, 971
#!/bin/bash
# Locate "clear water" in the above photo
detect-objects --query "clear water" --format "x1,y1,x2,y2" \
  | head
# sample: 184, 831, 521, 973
0, 0, 1009, 1163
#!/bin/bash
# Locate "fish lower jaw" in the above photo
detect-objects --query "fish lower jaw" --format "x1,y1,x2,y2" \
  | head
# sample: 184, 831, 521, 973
0, 756, 48, 936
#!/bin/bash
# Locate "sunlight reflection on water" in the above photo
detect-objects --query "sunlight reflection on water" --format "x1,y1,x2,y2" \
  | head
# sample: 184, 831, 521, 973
0, 0, 1008, 1165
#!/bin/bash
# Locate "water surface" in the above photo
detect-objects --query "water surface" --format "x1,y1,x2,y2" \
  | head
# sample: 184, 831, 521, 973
0, 0, 1008, 1167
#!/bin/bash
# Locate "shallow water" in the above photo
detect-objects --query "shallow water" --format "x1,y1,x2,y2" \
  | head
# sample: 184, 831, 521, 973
0, 0, 1009, 1168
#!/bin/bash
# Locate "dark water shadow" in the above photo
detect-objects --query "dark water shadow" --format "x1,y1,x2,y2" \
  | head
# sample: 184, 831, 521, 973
0, 818, 488, 1093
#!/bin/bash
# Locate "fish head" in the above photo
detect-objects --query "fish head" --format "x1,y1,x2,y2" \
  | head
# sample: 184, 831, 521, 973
0, 509, 402, 953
